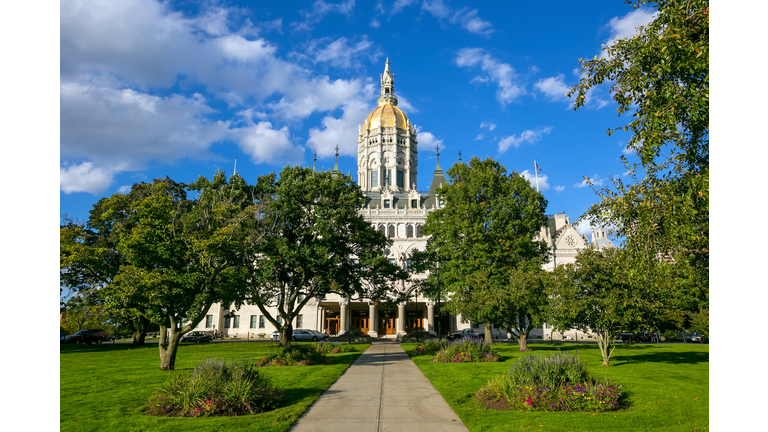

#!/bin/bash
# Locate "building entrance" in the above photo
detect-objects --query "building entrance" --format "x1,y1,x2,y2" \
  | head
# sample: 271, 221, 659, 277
379, 318, 397, 335
325, 318, 339, 335
406, 318, 424, 332
352, 317, 369, 334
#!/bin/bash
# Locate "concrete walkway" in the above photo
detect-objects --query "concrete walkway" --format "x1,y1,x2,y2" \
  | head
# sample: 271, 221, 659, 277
289, 342, 469, 432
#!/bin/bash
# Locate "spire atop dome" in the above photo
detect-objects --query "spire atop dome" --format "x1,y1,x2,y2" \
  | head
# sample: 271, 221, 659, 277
332, 144, 340, 174
378, 58, 397, 106
435, 143, 442, 171
313, 150, 317, 172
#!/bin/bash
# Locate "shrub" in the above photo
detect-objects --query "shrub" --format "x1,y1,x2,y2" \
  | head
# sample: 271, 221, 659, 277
313, 342, 356, 354
147, 356, 283, 417
431, 337, 499, 363
478, 351, 624, 412
257, 345, 328, 367
409, 338, 449, 356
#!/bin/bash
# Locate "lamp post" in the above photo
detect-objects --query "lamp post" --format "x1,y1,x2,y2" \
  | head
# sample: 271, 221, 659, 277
436, 258, 441, 340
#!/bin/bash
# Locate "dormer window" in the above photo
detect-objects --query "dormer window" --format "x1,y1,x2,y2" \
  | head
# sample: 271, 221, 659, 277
384, 199, 391, 208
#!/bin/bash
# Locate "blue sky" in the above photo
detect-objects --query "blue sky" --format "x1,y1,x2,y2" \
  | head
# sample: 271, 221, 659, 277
59, 0, 660, 236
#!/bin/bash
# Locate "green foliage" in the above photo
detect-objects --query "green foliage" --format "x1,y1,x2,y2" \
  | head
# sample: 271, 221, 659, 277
238, 166, 406, 347
414, 157, 549, 335
146, 355, 283, 417
313, 342, 357, 354
432, 338, 499, 363
505, 351, 591, 388
480, 378, 624, 412
568, 0, 709, 334
257, 345, 329, 366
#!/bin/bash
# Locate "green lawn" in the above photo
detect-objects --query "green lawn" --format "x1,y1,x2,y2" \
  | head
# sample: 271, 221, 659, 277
60, 341, 369, 432
401, 342, 709, 432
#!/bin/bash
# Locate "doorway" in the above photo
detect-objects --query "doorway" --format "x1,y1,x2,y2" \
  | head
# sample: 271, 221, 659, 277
352, 317, 369, 334
325, 318, 339, 335
378, 318, 397, 335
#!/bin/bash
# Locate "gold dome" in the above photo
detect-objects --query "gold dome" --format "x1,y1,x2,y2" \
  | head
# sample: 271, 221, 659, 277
364, 104, 411, 133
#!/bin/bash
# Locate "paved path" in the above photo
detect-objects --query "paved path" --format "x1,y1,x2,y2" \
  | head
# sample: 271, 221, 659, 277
289, 342, 469, 432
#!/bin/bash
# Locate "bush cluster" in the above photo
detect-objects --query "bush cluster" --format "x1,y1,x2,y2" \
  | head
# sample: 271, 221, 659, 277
409, 338, 449, 356
478, 351, 624, 412
146, 356, 283, 417
431, 337, 499, 363
257, 345, 328, 367
313, 342, 357, 354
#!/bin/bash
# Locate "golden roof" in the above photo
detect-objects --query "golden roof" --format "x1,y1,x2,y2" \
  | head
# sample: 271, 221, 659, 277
363, 104, 411, 133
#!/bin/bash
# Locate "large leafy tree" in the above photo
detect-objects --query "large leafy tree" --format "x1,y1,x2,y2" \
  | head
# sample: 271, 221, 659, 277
97, 172, 264, 370
416, 157, 549, 345
568, 0, 709, 332
234, 166, 405, 347
547, 248, 652, 366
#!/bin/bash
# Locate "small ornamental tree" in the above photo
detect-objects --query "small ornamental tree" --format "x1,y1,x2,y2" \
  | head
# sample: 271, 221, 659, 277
234, 166, 405, 347
547, 248, 651, 366
416, 157, 549, 345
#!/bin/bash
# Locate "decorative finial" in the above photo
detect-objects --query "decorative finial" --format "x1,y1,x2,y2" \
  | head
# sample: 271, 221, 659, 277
313, 150, 317, 172
435, 144, 442, 172
458, 151, 462, 162
333, 145, 340, 172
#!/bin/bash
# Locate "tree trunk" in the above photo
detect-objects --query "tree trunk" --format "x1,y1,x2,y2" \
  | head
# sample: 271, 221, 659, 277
158, 326, 182, 371
517, 335, 530, 352
279, 322, 294, 348
484, 325, 493, 345
595, 330, 615, 367
132, 315, 150, 347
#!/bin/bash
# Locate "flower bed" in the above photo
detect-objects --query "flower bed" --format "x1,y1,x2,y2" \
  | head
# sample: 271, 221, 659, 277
409, 338, 449, 356
146, 356, 283, 417
477, 351, 625, 412
431, 337, 499, 363
313, 341, 357, 354
257, 345, 329, 366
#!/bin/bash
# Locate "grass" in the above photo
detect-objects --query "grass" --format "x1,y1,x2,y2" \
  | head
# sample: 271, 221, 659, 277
61, 341, 369, 432
402, 342, 709, 432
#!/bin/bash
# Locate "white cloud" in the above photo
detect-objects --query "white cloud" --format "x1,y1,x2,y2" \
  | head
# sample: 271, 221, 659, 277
520, 170, 550, 191
574, 174, 605, 188
498, 127, 552, 154
117, 185, 132, 194
60, 162, 116, 194
622, 170, 631, 177
554, 185, 565, 193
421, 0, 494, 36
480, 121, 496, 131
392, 0, 418, 14
305, 36, 380, 69
456, 48, 524, 106
576, 218, 618, 237
370, 17, 381, 28
395, 94, 418, 113
474, 133, 483, 141
235, 121, 303, 165
416, 129, 444, 152
602, 8, 658, 58
534, 73, 571, 101
291, 0, 356, 31
307, 99, 375, 158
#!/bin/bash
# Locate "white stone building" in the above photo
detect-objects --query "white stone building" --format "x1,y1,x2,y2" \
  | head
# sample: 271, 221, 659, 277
194, 60, 614, 340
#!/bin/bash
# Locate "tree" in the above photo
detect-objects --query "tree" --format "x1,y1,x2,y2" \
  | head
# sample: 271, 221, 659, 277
98, 172, 262, 370
417, 157, 549, 345
474, 262, 549, 351
568, 0, 709, 332
233, 166, 405, 347
547, 248, 652, 366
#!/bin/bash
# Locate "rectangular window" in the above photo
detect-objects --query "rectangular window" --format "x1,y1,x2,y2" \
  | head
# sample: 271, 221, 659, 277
371, 170, 378, 187
233, 315, 240, 329
387, 169, 392, 186
205, 315, 213, 328
224, 316, 231, 328
250, 315, 258, 329
259, 315, 266, 329
397, 170, 404, 187
388, 258, 396, 266
411, 199, 417, 209
277, 316, 283, 326
298, 293, 305, 303
384, 199, 391, 208
297, 315, 303, 328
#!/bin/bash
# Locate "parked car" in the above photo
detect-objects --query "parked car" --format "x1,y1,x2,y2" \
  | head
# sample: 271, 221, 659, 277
620, 332, 639, 342
291, 329, 328, 342
271, 330, 281, 341
62, 329, 109, 344
447, 328, 481, 340
180, 331, 212, 343
685, 332, 708, 343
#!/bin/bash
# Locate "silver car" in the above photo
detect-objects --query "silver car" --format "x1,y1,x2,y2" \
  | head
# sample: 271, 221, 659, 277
291, 329, 328, 342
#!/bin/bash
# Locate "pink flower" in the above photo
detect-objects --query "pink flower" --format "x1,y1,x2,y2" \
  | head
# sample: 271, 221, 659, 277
525, 397, 534, 407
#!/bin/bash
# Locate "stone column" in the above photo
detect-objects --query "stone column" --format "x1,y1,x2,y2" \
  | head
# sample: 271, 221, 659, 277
368, 302, 378, 336
426, 302, 435, 334
397, 302, 406, 336
339, 299, 349, 335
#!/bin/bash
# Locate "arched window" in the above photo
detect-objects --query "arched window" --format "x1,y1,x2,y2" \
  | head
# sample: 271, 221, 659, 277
388, 225, 395, 238
416, 224, 423, 238
406, 224, 413, 238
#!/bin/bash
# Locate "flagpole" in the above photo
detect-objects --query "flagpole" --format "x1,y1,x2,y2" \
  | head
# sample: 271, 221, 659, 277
534, 159, 539, 192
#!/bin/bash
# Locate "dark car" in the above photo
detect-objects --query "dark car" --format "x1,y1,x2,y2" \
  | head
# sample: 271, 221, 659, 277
291, 329, 328, 342
62, 329, 109, 344
620, 332, 639, 342
181, 331, 212, 343
447, 329, 482, 340
685, 332, 708, 343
